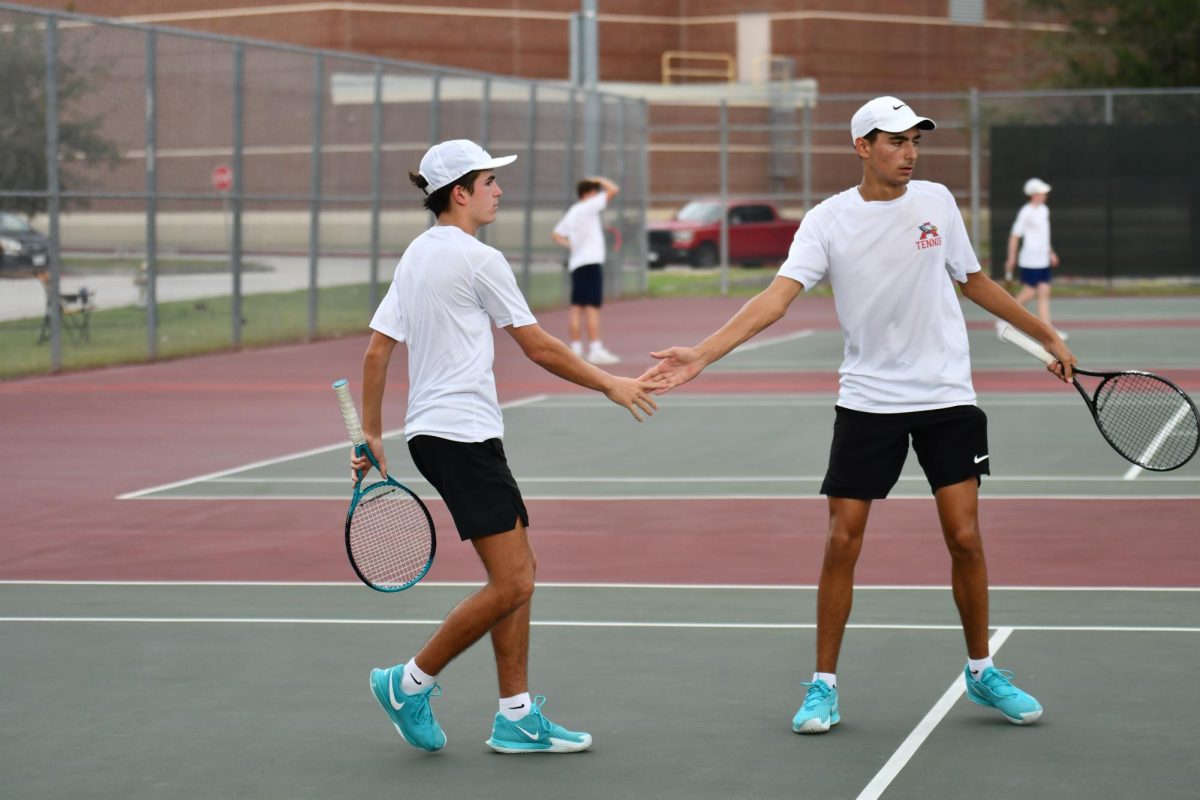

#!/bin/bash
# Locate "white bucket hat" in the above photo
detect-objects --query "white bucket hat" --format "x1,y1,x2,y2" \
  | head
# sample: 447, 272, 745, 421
419, 139, 518, 193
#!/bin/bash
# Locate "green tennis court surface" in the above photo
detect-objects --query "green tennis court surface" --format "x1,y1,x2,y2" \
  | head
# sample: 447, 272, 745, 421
3, 582, 1197, 800
123, 390, 1199, 502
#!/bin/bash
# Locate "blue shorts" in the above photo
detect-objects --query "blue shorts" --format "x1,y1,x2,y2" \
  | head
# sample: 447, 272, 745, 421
1018, 267, 1052, 286
570, 263, 603, 307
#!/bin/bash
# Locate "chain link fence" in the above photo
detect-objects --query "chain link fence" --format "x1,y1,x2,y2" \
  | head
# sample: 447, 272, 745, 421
647, 86, 1200, 291
0, 3, 648, 375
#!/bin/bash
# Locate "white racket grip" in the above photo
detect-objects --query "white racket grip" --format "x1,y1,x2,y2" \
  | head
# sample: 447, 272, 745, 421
332, 379, 366, 446
996, 322, 1056, 365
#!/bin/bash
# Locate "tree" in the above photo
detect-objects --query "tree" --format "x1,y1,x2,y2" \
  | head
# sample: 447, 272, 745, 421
1024, 0, 1200, 87
0, 17, 119, 218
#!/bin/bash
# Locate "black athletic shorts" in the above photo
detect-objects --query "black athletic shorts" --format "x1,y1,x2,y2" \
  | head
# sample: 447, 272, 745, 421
407, 435, 529, 541
570, 263, 603, 307
820, 404, 990, 499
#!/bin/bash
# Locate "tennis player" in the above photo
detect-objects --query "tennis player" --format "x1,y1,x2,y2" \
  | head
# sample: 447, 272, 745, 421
552, 175, 621, 365
1001, 177, 1066, 339
645, 97, 1076, 733
355, 139, 661, 754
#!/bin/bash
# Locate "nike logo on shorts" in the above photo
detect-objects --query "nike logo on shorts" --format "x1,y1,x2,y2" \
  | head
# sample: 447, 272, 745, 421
974, 454, 989, 464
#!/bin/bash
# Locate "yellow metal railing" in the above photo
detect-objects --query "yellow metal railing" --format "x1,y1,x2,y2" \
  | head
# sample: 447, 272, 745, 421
661, 51, 735, 85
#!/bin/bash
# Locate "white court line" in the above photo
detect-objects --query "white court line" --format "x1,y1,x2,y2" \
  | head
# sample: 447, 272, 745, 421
116, 393, 547, 500
731, 329, 814, 353
1123, 403, 1193, 480
3, 580, 1199, 591
1, 619, 1197, 632
119, 492, 1200, 502
204, 474, 1200, 484
855, 627, 1014, 800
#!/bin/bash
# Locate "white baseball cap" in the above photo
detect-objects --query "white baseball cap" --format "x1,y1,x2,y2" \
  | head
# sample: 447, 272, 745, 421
418, 139, 518, 193
1023, 177, 1052, 196
850, 96, 936, 143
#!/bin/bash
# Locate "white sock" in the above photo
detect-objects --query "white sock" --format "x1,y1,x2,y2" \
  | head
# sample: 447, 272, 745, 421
400, 658, 436, 695
499, 692, 532, 721
814, 672, 837, 688
967, 657, 994, 681
570, 340, 584, 356
588, 340, 604, 353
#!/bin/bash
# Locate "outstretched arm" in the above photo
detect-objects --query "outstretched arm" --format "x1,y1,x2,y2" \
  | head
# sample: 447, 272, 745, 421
645, 276, 804, 393
959, 270, 1074, 381
506, 322, 661, 421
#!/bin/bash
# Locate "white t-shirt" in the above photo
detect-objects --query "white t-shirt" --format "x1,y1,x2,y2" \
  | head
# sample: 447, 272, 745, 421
553, 192, 608, 271
778, 180, 981, 413
370, 225, 537, 442
1010, 202, 1051, 268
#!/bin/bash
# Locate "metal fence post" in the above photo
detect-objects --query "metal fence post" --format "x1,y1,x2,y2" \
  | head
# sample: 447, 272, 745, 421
802, 101, 813, 212
144, 29, 158, 359
969, 88, 981, 262
230, 43, 245, 347
44, 16, 62, 370
521, 83, 539, 295
369, 64, 383, 308
719, 100, 729, 296
639, 99, 650, 295
307, 54, 324, 340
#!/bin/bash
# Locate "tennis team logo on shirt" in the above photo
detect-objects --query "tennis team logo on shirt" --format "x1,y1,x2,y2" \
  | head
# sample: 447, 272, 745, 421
915, 221, 942, 249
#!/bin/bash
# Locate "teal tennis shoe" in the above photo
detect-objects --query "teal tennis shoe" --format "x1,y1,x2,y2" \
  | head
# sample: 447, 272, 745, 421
964, 666, 1043, 725
485, 695, 592, 753
792, 679, 839, 734
370, 665, 447, 751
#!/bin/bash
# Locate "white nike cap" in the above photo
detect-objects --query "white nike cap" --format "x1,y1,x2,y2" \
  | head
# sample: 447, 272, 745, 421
418, 139, 518, 193
850, 96, 936, 143
1023, 177, 1052, 196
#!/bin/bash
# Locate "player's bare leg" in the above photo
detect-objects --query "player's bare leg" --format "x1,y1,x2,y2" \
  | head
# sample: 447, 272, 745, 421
933, 477, 990, 659
585, 306, 602, 342
568, 305, 583, 344
413, 522, 536, 676
815, 497, 872, 672
1036, 282, 1052, 326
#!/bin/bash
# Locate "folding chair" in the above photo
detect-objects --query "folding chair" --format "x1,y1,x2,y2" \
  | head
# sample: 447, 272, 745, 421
36, 270, 94, 344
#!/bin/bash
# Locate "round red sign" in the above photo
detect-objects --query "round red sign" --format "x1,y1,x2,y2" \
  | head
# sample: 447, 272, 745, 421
211, 165, 233, 192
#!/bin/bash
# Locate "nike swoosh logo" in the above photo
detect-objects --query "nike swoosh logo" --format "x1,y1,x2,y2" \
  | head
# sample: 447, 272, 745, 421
410, 673, 422, 686
388, 681, 405, 711
892, 104, 905, 110
518, 728, 540, 740
974, 455, 989, 463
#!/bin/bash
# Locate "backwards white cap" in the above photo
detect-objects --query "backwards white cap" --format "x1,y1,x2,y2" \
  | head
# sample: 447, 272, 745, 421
419, 139, 518, 193
850, 96, 936, 143
1023, 177, 1052, 195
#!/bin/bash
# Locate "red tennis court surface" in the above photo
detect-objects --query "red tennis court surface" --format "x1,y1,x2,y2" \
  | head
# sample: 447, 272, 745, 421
2, 296, 1197, 587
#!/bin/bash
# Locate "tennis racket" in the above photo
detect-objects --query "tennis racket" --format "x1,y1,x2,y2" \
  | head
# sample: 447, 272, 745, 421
996, 323, 1200, 471
332, 379, 435, 591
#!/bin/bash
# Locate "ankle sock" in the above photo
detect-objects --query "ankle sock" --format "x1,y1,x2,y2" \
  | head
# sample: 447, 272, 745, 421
499, 692, 532, 721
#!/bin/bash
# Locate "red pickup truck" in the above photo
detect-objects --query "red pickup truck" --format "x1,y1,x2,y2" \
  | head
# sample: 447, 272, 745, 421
646, 199, 800, 268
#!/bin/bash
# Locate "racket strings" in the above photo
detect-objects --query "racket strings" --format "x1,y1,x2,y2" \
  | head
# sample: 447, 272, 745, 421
1093, 373, 1200, 470
349, 484, 434, 589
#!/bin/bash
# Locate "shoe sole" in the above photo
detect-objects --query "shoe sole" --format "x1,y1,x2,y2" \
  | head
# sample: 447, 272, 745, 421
793, 712, 839, 734
485, 734, 592, 754
370, 670, 447, 751
966, 687, 1042, 725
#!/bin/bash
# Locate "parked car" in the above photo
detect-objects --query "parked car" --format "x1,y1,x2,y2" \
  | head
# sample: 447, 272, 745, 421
0, 212, 50, 273
646, 199, 800, 268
